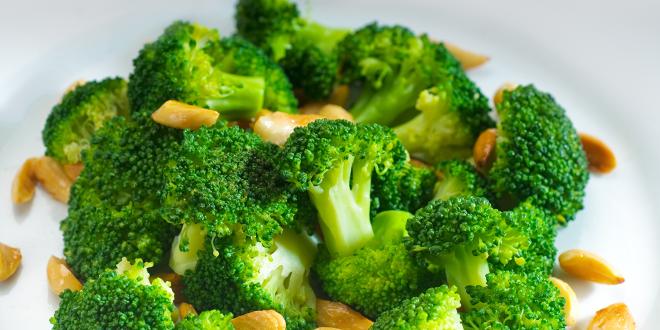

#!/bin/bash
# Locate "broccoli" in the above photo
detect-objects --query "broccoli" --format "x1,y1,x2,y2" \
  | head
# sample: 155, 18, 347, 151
461, 270, 566, 329
432, 160, 489, 201
235, 0, 350, 100
487, 84, 589, 223
51, 258, 175, 329
42, 77, 129, 164
278, 119, 406, 257
371, 286, 463, 330
62, 113, 179, 280
405, 196, 527, 307
314, 210, 434, 318
370, 161, 437, 217
175, 310, 235, 330
129, 21, 297, 120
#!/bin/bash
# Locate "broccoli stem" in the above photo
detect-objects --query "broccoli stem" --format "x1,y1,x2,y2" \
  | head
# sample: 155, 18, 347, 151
296, 22, 350, 55
309, 156, 374, 257
350, 74, 426, 125
439, 247, 489, 310
205, 72, 265, 120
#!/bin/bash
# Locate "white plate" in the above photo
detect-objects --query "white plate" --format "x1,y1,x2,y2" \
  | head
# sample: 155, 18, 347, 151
1, 0, 659, 328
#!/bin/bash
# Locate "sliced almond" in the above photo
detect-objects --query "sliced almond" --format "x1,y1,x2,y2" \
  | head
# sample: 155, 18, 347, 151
12, 158, 38, 204
316, 299, 373, 330
444, 42, 490, 70
32, 156, 72, 203
0, 243, 22, 282
231, 310, 286, 330
62, 163, 84, 182
47, 256, 82, 295
559, 249, 624, 285
473, 128, 497, 172
550, 277, 578, 326
318, 105, 354, 122
178, 302, 198, 319
580, 133, 617, 174
493, 82, 518, 105
587, 303, 636, 330
254, 111, 325, 145
151, 100, 220, 130
153, 272, 184, 304
329, 85, 350, 107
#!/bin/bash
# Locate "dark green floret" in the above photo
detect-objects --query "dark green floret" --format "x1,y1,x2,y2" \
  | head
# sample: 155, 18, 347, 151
433, 160, 489, 201
42, 77, 129, 164
370, 161, 437, 217
175, 310, 235, 330
371, 286, 463, 330
487, 84, 589, 223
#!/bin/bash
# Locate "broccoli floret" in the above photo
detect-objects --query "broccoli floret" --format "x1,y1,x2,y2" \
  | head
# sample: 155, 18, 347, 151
405, 196, 527, 307
62, 114, 179, 280
433, 160, 489, 201
461, 270, 566, 329
394, 80, 494, 163
235, 0, 349, 100
371, 161, 437, 217
175, 310, 235, 330
371, 286, 463, 330
314, 210, 433, 318
278, 119, 406, 257
51, 258, 175, 329
129, 21, 296, 119
487, 85, 589, 223
42, 77, 128, 164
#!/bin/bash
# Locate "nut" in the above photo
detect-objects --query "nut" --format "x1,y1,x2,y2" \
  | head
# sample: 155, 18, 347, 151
33, 156, 72, 203
587, 303, 635, 330
253, 111, 324, 145
152, 272, 184, 304
473, 128, 497, 172
329, 85, 350, 107
559, 249, 624, 285
12, 158, 37, 204
151, 100, 220, 130
231, 310, 286, 330
47, 256, 82, 295
444, 42, 489, 70
0, 243, 22, 281
316, 299, 373, 330
550, 277, 578, 326
580, 133, 617, 174
318, 105, 354, 122
62, 163, 84, 181
178, 302, 198, 319
493, 82, 518, 105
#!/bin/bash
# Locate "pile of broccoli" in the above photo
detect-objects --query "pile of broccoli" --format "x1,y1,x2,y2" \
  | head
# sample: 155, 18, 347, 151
41, 0, 591, 328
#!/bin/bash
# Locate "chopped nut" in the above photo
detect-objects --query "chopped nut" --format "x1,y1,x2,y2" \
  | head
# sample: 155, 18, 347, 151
550, 277, 578, 326
151, 100, 220, 130
493, 82, 518, 105
444, 42, 489, 70
63, 79, 87, 96
231, 310, 286, 330
253, 111, 324, 145
0, 243, 22, 282
318, 105, 354, 122
47, 256, 82, 294
559, 249, 624, 285
178, 302, 198, 319
62, 163, 84, 181
580, 133, 617, 174
329, 85, 350, 107
152, 272, 184, 304
316, 299, 373, 330
587, 303, 635, 330
12, 158, 37, 204
33, 156, 72, 203
473, 128, 497, 172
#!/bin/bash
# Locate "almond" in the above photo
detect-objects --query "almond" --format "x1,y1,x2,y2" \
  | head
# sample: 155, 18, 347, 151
231, 310, 286, 330
588, 303, 635, 330
151, 100, 220, 130
0, 243, 22, 282
580, 133, 617, 174
316, 299, 373, 330
559, 249, 624, 285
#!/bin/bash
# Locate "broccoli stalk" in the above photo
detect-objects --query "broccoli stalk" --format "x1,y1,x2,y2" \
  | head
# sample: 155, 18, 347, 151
202, 71, 265, 118
169, 223, 207, 275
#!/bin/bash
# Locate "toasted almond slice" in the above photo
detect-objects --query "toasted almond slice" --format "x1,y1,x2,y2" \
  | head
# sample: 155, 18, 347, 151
231, 310, 286, 330
151, 100, 220, 130
12, 158, 38, 204
254, 111, 325, 145
316, 299, 373, 330
444, 42, 490, 70
319, 105, 354, 122
62, 163, 84, 182
587, 303, 636, 330
329, 85, 350, 107
63, 80, 87, 96
178, 302, 198, 319
550, 277, 578, 326
580, 133, 617, 174
493, 82, 518, 105
33, 156, 72, 203
0, 243, 22, 282
473, 128, 498, 172
559, 249, 624, 285
47, 256, 82, 294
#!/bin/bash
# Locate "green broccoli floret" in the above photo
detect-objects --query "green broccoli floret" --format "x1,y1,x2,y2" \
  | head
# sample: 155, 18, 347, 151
175, 310, 235, 330
51, 258, 175, 329
371, 161, 437, 217
129, 21, 296, 119
62, 113, 179, 280
371, 286, 463, 330
42, 77, 129, 164
405, 196, 527, 307
487, 84, 589, 223
433, 160, 489, 201
314, 210, 433, 318
278, 119, 406, 257
394, 80, 494, 163
461, 270, 566, 329
235, 0, 349, 100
